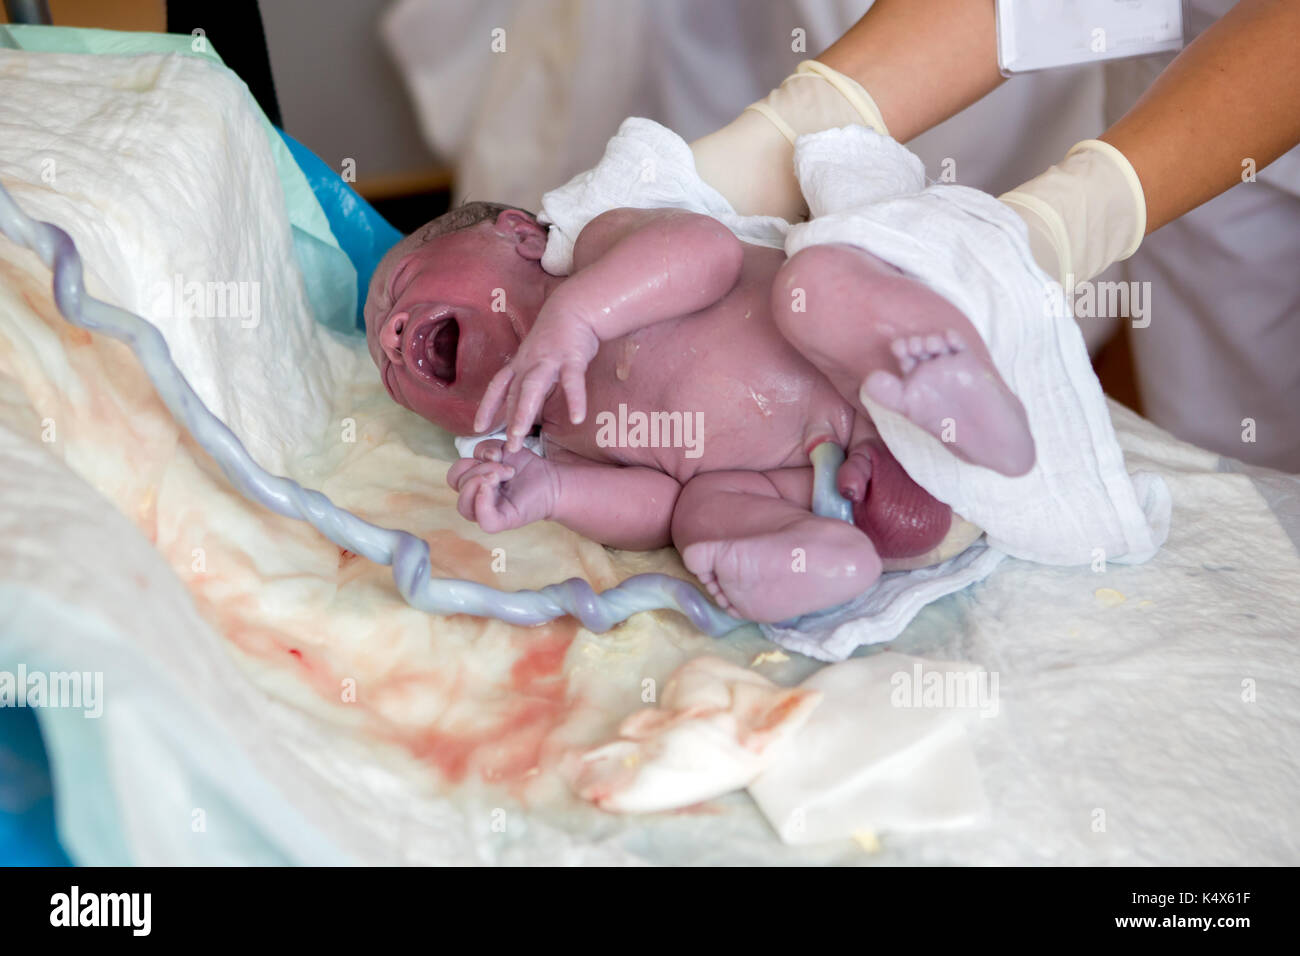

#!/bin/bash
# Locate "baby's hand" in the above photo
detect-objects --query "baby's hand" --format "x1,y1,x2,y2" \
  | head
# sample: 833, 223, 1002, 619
446, 439, 559, 533
474, 308, 599, 452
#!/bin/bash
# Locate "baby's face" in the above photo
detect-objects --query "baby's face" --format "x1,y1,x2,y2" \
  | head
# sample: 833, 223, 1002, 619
364, 210, 551, 434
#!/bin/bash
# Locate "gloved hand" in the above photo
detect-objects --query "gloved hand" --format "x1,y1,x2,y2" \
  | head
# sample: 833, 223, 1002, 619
999, 139, 1147, 287
690, 60, 889, 221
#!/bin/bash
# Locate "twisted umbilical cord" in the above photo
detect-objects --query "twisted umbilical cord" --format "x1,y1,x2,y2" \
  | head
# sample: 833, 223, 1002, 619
0, 181, 853, 637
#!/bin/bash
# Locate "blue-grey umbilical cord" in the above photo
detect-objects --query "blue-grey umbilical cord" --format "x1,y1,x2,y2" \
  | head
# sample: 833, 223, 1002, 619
0, 181, 855, 636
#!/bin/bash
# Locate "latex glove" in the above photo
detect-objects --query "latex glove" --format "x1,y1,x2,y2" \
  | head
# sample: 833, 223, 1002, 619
999, 139, 1147, 288
690, 60, 889, 221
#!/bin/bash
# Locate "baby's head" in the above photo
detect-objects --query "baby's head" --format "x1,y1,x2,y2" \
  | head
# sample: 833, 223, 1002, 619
364, 201, 554, 435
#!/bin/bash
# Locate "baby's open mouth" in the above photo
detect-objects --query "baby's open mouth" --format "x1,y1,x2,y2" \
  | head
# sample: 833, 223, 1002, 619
405, 315, 458, 384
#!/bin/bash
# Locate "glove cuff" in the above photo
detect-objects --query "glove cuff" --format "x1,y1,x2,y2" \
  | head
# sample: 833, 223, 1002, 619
795, 60, 890, 137
1066, 139, 1147, 260
1000, 139, 1147, 285
742, 59, 890, 145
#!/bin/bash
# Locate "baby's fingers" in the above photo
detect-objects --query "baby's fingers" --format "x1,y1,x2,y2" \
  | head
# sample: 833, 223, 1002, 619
473, 439, 507, 463
474, 476, 515, 533
454, 463, 514, 521
561, 363, 587, 425
506, 364, 557, 452
447, 456, 478, 489
475, 367, 514, 434
450, 457, 510, 489
455, 473, 487, 522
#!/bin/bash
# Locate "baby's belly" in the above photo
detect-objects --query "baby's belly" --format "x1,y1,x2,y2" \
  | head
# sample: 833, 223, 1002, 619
563, 342, 856, 482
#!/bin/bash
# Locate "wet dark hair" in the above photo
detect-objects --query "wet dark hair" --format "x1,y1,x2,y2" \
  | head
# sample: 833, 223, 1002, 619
415, 200, 534, 242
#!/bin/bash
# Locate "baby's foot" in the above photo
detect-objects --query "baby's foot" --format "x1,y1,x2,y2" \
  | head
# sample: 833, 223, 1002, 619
681, 518, 881, 623
862, 331, 1035, 476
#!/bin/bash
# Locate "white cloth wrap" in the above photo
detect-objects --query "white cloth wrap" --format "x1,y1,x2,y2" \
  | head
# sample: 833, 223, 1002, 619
785, 127, 1169, 565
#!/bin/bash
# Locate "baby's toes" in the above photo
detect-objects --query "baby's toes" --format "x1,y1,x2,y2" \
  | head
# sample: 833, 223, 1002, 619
690, 566, 730, 608
892, 336, 929, 374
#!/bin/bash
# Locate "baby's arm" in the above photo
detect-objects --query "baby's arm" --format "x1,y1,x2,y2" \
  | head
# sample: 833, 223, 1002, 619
562, 207, 745, 340
449, 440, 680, 550
477, 208, 744, 449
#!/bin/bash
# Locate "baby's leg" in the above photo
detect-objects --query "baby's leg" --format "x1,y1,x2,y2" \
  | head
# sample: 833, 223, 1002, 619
673, 469, 881, 623
772, 243, 1035, 476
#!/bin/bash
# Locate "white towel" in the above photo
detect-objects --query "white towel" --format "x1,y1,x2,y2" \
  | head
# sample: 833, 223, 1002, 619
540, 118, 789, 274
537, 118, 1170, 659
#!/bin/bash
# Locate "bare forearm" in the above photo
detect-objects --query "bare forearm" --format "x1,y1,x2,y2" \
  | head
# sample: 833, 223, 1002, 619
818, 0, 1004, 142
1100, 0, 1300, 233
549, 461, 680, 550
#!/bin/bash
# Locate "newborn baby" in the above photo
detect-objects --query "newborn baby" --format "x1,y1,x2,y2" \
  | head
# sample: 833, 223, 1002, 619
363, 202, 1034, 622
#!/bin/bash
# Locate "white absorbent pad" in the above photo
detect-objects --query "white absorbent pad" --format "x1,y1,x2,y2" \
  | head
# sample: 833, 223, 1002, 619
540, 118, 1170, 658
0, 48, 359, 475
4, 53, 1298, 866
749, 653, 990, 844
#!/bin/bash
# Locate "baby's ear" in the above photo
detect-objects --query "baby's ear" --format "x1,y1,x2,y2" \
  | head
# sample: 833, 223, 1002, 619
496, 209, 547, 261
